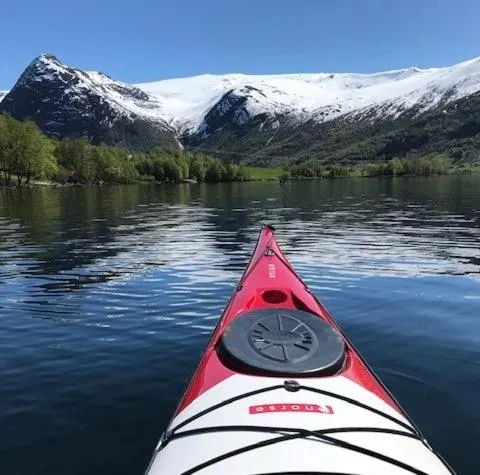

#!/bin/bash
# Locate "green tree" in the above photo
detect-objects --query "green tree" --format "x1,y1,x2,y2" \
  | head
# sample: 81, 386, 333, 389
55, 137, 96, 183
163, 156, 183, 181
205, 161, 226, 182
152, 158, 166, 181
190, 155, 207, 182
224, 163, 238, 181
236, 166, 249, 181
0, 115, 56, 186
0, 113, 14, 185
388, 157, 404, 176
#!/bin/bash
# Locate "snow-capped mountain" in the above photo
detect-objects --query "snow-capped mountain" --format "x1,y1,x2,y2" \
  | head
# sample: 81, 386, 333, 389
136, 57, 480, 135
1, 54, 480, 162
0, 91, 7, 102
0, 54, 180, 150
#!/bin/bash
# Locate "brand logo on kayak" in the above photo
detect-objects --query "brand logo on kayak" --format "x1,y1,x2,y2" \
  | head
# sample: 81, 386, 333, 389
249, 404, 334, 414
268, 264, 276, 279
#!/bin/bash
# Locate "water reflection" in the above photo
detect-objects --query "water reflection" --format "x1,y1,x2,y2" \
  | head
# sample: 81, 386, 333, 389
1, 177, 479, 284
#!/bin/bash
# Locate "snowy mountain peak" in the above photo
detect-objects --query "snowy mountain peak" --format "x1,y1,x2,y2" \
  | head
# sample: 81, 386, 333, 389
0, 55, 179, 150
135, 57, 480, 135
21, 54, 68, 83
1, 54, 480, 158
33, 53, 63, 67
14, 54, 157, 118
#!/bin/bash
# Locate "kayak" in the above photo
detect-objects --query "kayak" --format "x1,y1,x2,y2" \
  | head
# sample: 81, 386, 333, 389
145, 225, 454, 475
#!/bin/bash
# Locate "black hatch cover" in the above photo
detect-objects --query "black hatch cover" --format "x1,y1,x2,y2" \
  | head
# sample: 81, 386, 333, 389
219, 308, 345, 376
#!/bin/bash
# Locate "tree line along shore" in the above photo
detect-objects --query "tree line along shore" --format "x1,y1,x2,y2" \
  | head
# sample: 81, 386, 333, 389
282, 155, 477, 179
0, 113, 249, 186
0, 113, 477, 187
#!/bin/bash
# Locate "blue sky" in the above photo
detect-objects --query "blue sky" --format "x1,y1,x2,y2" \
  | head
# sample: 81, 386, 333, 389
1, 0, 479, 89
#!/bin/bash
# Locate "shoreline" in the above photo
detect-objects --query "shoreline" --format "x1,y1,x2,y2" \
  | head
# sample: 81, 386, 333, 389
1, 170, 478, 189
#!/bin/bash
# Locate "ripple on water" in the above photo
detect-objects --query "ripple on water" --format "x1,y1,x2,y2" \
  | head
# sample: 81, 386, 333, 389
0, 178, 479, 475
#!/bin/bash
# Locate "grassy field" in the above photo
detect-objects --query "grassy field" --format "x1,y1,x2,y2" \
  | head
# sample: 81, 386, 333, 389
244, 167, 284, 180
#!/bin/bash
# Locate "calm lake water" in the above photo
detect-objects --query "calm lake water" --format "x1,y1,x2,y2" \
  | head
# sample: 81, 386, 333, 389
1, 177, 479, 475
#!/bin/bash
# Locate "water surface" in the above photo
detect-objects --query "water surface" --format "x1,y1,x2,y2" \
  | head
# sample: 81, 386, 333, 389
1, 176, 479, 474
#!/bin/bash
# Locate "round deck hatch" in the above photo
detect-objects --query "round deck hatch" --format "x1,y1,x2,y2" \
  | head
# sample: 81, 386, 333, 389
219, 308, 345, 375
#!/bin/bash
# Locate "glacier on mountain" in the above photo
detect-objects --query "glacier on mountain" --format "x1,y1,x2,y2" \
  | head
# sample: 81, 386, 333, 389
2, 54, 480, 143
135, 57, 480, 135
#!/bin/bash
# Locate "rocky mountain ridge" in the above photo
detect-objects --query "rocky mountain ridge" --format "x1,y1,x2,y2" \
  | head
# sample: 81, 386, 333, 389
1, 54, 480, 163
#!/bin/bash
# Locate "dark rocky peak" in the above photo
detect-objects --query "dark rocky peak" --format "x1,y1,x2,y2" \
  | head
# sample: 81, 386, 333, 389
19, 54, 70, 83
0, 54, 180, 150
15, 54, 150, 103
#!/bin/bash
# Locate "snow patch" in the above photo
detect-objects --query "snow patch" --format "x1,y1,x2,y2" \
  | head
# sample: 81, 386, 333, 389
15, 54, 172, 128
136, 57, 480, 135
5, 54, 480, 141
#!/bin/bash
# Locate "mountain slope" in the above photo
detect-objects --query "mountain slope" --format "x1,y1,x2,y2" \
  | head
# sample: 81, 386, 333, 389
135, 58, 480, 164
137, 57, 480, 133
0, 55, 180, 150
2, 54, 480, 163
200, 91, 480, 166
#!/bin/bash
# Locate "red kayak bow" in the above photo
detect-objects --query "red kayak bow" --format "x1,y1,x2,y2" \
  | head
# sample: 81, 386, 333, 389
145, 225, 454, 475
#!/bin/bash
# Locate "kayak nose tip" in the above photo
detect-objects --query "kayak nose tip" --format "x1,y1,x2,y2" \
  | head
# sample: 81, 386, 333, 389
263, 223, 276, 231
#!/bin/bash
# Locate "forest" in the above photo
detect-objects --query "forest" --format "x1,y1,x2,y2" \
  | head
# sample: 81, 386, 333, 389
283, 155, 461, 179
1, 113, 476, 187
0, 113, 249, 186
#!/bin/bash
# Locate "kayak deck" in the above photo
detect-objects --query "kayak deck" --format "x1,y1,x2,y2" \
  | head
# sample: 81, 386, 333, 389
145, 226, 454, 475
